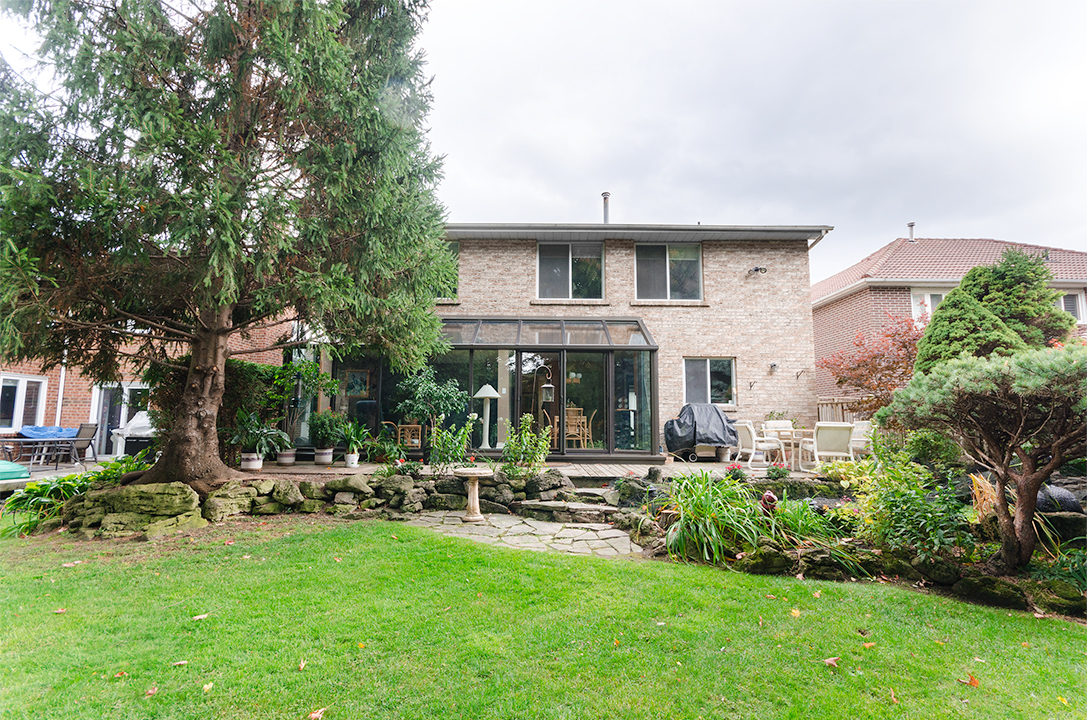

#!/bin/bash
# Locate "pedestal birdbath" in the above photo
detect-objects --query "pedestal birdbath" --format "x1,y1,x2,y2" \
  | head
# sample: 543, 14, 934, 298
453, 467, 492, 522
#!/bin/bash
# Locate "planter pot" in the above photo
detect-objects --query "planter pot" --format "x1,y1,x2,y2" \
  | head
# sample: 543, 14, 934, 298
276, 448, 297, 466
344, 452, 360, 468
240, 452, 264, 471
314, 447, 334, 465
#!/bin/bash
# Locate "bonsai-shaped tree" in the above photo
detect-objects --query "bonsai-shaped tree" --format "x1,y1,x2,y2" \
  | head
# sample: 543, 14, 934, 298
881, 343, 1087, 569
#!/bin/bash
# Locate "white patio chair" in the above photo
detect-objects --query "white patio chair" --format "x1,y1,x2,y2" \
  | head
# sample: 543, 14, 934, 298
799, 422, 855, 470
851, 420, 873, 456
734, 420, 785, 469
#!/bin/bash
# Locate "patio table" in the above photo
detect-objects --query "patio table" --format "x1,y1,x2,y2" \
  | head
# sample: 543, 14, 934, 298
760, 427, 813, 472
1, 437, 85, 473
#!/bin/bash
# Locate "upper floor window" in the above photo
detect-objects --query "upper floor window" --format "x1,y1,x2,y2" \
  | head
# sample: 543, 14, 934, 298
911, 289, 944, 320
1060, 292, 1083, 322
684, 358, 735, 406
636, 244, 701, 300
538, 243, 602, 299
438, 241, 459, 300
1, 375, 46, 431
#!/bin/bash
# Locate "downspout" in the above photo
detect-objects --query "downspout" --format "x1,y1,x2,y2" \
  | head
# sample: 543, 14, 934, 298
54, 354, 67, 426
807, 227, 832, 250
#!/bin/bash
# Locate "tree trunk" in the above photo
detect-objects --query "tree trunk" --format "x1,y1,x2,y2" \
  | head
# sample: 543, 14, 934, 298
994, 470, 1045, 570
127, 305, 245, 497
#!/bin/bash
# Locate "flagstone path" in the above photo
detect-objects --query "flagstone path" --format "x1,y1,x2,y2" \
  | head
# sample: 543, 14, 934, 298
404, 510, 643, 558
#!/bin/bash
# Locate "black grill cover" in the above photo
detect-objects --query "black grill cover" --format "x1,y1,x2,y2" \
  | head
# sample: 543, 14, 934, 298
664, 403, 738, 452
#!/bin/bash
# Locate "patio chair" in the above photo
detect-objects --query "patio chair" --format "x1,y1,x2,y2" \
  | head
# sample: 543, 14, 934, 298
851, 420, 873, 456
57, 422, 98, 467
799, 422, 855, 470
733, 420, 785, 469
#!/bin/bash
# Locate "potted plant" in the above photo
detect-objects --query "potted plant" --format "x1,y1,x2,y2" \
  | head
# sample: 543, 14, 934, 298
308, 410, 344, 465
228, 410, 291, 471
339, 420, 368, 468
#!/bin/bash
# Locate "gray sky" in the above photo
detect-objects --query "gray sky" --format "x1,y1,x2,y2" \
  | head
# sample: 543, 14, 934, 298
417, 0, 1087, 282
2, 1, 1084, 283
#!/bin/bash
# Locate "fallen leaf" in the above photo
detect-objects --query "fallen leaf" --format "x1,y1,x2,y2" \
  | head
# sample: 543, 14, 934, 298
224, 540, 234, 545
61, 561, 83, 567
1033, 612, 1046, 619
299, 658, 307, 671
956, 673, 979, 688
758, 615, 763, 628
241, 554, 252, 559
1059, 697, 1069, 706
795, 573, 805, 580
790, 608, 801, 617
890, 688, 898, 704
391, 535, 398, 540
172, 660, 188, 666
812, 591, 821, 599
973, 657, 986, 663
863, 642, 876, 649
1021, 642, 1030, 648
145, 686, 158, 697
192, 613, 209, 621
613, 639, 620, 646
203, 682, 214, 693
53, 608, 66, 614
824, 657, 840, 668
113, 671, 128, 678
765, 594, 777, 599
357, 642, 365, 649
308, 709, 326, 720
333, 557, 341, 563
934, 640, 945, 646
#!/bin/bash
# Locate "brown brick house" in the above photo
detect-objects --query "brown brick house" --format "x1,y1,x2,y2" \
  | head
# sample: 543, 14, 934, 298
811, 237, 1087, 398
327, 222, 832, 461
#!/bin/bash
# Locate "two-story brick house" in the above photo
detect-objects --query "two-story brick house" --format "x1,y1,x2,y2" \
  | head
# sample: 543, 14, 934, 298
330, 222, 832, 461
811, 237, 1087, 398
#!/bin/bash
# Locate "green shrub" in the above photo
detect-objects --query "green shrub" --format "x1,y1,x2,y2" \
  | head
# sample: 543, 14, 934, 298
429, 413, 477, 475
855, 450, 973, 562
816, 459, 873, 488
499, 414, 551, 486
308, 410, 346, 448
1029, 546, 1087, 593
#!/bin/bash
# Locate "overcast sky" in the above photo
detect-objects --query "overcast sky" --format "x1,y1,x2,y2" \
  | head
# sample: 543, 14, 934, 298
2, 1, 1084, 283
417, 0, 1087, 282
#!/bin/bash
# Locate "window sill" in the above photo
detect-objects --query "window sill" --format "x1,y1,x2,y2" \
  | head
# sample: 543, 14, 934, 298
529, 299, 611, 306
435, 299, 461, 306
631, 300, 709, 307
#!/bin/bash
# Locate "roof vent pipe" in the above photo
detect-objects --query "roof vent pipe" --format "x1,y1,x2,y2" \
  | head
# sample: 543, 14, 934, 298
907, 222, 915, 243
602, 192, 610, 224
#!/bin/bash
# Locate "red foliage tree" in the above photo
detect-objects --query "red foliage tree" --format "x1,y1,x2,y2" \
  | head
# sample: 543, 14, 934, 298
816, 314, 924, 418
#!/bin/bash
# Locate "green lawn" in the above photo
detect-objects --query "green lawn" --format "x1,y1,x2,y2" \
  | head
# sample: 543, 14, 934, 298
1, 516, 1083, 719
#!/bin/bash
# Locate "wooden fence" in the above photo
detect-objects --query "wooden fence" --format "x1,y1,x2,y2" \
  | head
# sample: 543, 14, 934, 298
816, 397, 871, 423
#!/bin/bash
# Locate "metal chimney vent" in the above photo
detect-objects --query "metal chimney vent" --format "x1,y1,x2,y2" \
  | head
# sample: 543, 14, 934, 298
602, 192, 610, 224
907, 222, 916, 242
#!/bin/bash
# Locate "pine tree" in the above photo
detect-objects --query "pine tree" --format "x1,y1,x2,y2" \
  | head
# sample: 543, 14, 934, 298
0, 0, 454, 494
913, 289, 1027, 374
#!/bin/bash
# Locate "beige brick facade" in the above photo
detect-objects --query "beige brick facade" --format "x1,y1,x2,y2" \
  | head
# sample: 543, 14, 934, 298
438, 226, 825, 449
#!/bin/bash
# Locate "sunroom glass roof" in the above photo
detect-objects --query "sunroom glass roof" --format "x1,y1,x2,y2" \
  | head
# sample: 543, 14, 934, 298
439, 318, 656, 349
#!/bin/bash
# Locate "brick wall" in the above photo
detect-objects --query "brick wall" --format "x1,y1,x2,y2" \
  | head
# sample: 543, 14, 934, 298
812, 286, 913, 396
438, 237, 821, 445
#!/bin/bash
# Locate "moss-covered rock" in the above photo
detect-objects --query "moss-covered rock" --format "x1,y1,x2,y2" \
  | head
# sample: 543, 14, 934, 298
911, 556, 962, 586
1024, 579, 1086, 616
734, 545, 793, 575
952, 576, 1028, 610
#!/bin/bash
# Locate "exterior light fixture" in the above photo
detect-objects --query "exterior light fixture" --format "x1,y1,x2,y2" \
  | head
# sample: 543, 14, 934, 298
534, 364, 555, 403
748, 266, 768, 275
769, 363, 778, 373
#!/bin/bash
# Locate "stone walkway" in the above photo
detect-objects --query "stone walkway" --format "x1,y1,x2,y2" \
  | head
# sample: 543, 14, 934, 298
405, 510, 642, 558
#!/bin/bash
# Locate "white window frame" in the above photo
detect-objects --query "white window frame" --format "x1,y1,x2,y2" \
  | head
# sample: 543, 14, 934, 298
635, 243, 703, 300
683, 357, 736, 407
0, 373, 48, 432
536, 242, 604, 300
91, 382, 151, 455
911, 288, 947, 320
1057, 291, 1085, 323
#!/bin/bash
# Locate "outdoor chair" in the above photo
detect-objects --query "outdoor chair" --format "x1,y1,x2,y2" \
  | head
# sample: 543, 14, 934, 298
851, 420, 873, 457
799, 422, 855, 470
733, 420, 785, 469
57, 422, 98, 467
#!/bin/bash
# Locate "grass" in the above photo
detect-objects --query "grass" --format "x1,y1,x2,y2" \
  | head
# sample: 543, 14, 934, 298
1, 515, 1084, 719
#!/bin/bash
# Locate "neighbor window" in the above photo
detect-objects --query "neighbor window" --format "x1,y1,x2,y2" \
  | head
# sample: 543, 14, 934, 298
440, 241, 459, 299
636, 244, 701, 300
911, 290, 944, 320
1060, 293, 1083, 322
538, 243, 603, 299
684, 358, 734, 405
0, 375, 46, 431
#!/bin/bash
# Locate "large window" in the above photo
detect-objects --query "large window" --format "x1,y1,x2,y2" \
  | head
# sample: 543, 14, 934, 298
538, 243, 603, 299
684, 358, 734, 405
636, 244, 701, 300
1, 375, 46, 431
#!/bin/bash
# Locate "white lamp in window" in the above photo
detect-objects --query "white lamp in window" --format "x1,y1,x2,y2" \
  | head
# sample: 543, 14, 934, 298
473, 384, 501, 449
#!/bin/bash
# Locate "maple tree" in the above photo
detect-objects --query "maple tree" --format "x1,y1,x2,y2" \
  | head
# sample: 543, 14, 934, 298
816, 313, 924, 417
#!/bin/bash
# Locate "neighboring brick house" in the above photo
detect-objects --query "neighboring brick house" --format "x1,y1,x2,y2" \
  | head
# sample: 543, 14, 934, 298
329, 222, 832, 462
811, 237, 1087, 398
0, 329, 284, 457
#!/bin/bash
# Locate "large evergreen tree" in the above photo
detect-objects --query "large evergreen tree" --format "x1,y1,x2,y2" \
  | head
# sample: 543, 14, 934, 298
913, 289, 1027, 375
0, 0, 454, 494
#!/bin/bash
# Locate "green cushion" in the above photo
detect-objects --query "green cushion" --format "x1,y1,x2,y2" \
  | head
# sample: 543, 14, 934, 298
0, 460, 30, 480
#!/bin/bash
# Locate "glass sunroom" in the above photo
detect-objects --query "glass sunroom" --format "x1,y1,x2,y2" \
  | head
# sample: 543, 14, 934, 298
437, 318, 658, 459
